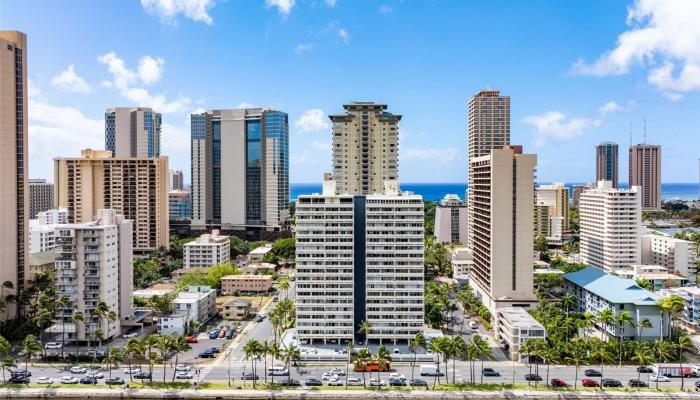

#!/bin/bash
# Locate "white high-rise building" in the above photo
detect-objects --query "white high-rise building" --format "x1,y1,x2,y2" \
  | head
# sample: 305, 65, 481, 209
579, 181, 641, 272
434, 194, 468, 244
29, 208, 69, 254
36, 208, 68, 225
295, 180, 424, 344
183, 230, 231, 269
642, 230, 697, 280
48, 209, 133, 343
468, 145, 537, 313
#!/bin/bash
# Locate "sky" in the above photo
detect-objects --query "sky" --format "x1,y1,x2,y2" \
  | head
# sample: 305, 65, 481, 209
1, 0, 699, 184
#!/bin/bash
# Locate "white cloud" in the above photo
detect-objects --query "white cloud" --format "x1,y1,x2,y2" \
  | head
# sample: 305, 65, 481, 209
266, 0, 295, 15
295, 109, 330, 133
140, 0, 216, 25
522, 111, 602, 146
237, 102, 255, 109
570, 0, 700, 99
28, 78, 41, 98
138, 56, 165, 84
402, 148, 459, 162
309, 140, 331, 151
295, 43, 314, 53
324, 0, 336, 6
98, 52, 190, 113
51, 65, 91, 93
598, 101, 623, 115
379, 5, 394, 14
338, 28, 349, 44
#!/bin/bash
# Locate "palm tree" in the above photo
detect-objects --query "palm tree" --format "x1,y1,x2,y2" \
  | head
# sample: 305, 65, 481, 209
428, 338, 444, 388
666, 295, 685, 339
268, 341, 282, 386
446, 336, 466, 384
259, 339, 272, 384
0, 335, 10, 383
155, 335, 173, 382
105, 310, 117, 349
597, 308, 615, 342
539, 342, 560, 387
354, 348, 371, 388
124, 338, 141, 383
375, 346, 391, 390
90, 328, 104, 384
35, 307, 54, 358
520, 338, 536, 385
435, 337, 451, 384
581, 311, 596, 338
472, 335, 492, 385
637, 317, 653, 342
656, 298, 671, 340
677, 335, 697, 391
71, 310, 84, 361
167, 335, 189, 382
564, 339, 587, 390
357, 320, 372, 345
243, 339, 261, 388
653, 339, 674, 390
21, 335, 42, 372
144, 334, 159, 383
1, 357, 15, 384
589, 340, 614, 388
344, 342, 354, 387
630, 345, 654, 391
560, 293, 576, 316
615, 311, 635, 365
103, 347, 124, 382
55, 294, 70, 360
409, 332, 426, 384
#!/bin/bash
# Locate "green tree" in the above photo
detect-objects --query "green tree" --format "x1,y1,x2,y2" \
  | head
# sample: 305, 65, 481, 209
133, 258, 160, 288
637, 317, 653, 342
170, 335, 190, 382
353, 348, 371, 388
597, 308, 615, 342
409, 332, 426, 384
375, 345, 392, 390
677, 336, 697, 391
635, 278, 655, 291
344, 342, 354, 387
631, 345, 654, 391
653, 339, 675, 390
155, 335, 173, 382
243, 339, 261, 388
564, 339, 587, 390
615, 311, 635, 365
534, 235, 549, 260
150, 293, 175, 315
589, 340, 614, 388
102, 347, 124, 382
71, 310, 84, 360
124, 338, 142, 383
21, 335, 42, 371
0, 335, 11, 383
472, 335, 493, 384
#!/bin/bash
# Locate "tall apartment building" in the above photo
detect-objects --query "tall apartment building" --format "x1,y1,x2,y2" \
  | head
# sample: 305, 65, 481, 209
536, 183, 570, 230
29, 178, 55, 219
54, 149, 169, 253
105, 107, 161, 158
629, 144, 661, 210
329, 102, 400, 195
642, 230, 697, 280
467, 89, 511, 249
169, 190, 191, 221
534, 202, 564, 245
0, 31, 28, 299
183, 230, 230, 269
49, 209, 133, 343
295, 181, 424, 344
191, 108, 289, 231
596, 142, 619, 188
468, 145, 537, 312
434, 194, 468, 244
169, 169, 184, 191
579, 181, 641, 272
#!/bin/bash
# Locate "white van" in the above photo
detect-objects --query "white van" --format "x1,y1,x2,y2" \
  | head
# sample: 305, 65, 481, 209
267, 365, 289, 376
420, 364, 442, 376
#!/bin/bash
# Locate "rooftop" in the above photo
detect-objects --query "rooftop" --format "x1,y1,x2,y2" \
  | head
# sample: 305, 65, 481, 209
223, 298, 252, 307
497, 307, 545, 330
221, 274, 273, 280
249, 245, 273, 255
29, 249, 57, 266
564, 267, 661, 305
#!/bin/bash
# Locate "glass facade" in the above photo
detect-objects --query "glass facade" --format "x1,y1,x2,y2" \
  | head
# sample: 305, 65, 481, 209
105, 113, 115, 155
213, 120, 222, 224
264, 111, 289, 223
246, 119, 262, 224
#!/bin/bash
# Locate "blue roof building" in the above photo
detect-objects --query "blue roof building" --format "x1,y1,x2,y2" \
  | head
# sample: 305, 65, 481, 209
563, 267, 667, 340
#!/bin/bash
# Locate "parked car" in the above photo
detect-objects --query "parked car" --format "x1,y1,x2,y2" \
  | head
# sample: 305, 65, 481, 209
208, 347, 221, 354
346, 377, 363, 386
482, 368, 500, 377
268, 366, 289, 376
602, 378, 623, 387
651, 374, 671, 382
524, 374, 542, 381
389, 378, 406, 386
328, 367, 345, 376
106, 377, 125, 385
392, 348, 401, 354
198, 350, 215, 358
225, 329, 234, 339
551, 378, 567, 387
186, 336, 198, 343
369, 378, 386, 386
86, 372, 104, 379
255, 314, 266, 322
409, 378, 429, 387
581, 378, 600, 387
133, 371, 151, 379
304, 378, 323, 386
11, 370, 31, 377
695, 380, 700, 390
327, 378, 344, 386
388, 372, 405, 381
218, 328, 226, 338
122, 332, 138, 339
208, 330, 220, 339
80, 376, 98, 385
8, 375, 30, 384
176, 372, 193, 379
584, 369, 602, 377
241, 373, 259, 380
45, 342, 62, 349
419, 364, 443, 376
321, 372, 339, 381
280, 378, 301, 386
69, 366, 87, 374
124, 368, 141, 375
60, 376, 79, 384
36, 377, 54, 385
628, 379, 648, 387
175, 364, 191, 372
637, 366, 653, 373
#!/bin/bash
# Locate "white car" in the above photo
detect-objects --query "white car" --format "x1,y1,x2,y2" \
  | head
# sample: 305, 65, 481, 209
60, 376, 79, 384
389, 372, 405, 381
176, 371, 193, 380
369, 378, 385, 386
328, 368, 345, 376
122, 332, 138, 339
346, 377, 363, 386
321, 372, 338, 381
327, 378, 344, 386
86, 371, 104, 379
45, 342, 62, 349
175, 364, 191, 372
650, 374, 670, 382
124, 368, 141, 375
393, 348, 401, 354
69, 366, 87, 374
36, 377, 54, 384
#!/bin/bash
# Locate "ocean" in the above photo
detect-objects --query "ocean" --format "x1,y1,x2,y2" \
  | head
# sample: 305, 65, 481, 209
290, 182, 700, 202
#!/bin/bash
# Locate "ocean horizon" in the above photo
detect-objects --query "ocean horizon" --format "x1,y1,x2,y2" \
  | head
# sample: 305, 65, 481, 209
291, 182, 700, 202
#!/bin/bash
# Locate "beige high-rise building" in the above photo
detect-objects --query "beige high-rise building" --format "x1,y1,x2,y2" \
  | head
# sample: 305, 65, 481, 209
468, 145, 537, 313
467, 89, 510, 248
29, 178, 55, 219
54, 149, 169, 253
629, 144, 661, 210
105, 107, 161, 158
329, 102, 400, 195
0, 31, 28, 300
536, 183, 570, 231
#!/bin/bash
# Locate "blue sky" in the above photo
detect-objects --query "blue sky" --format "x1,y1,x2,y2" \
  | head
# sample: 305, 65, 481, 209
2, 0, 699, 183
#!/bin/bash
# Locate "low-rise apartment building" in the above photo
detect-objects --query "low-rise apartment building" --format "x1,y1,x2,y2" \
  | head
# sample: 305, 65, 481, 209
563, 267, 666, 340
27, 249, 56, 282
221, 274, 273, 294
496, 307, 547, 362
248, 244, 273, 263
133, 283, 176, 299
184, 230, 230, 268
219, 298, 252, 320
614, 264, 689, 290
157, 315, 186, 336
173, 285, 217, 324
658, 287, 700, 334
450, 247, 472, 283
642, 230, 697, 281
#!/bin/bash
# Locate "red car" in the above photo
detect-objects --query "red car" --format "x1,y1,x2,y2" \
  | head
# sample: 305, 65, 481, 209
551, 378, 567, 387
582, 378, 600, 387
186, 336, 198, 343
